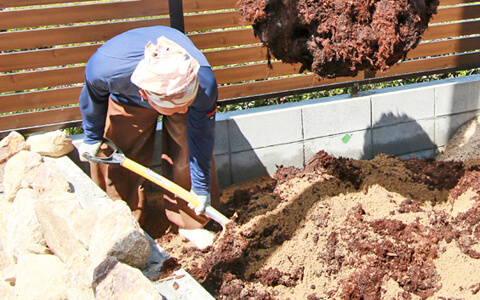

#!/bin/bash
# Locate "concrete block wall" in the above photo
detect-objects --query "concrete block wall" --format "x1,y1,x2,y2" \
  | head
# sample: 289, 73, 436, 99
208, 74, 480, 188
70, 75, 480, 189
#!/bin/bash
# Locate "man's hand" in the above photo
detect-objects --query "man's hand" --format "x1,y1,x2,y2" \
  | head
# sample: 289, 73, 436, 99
78, 141, 102, 162
189, 190, 211, 215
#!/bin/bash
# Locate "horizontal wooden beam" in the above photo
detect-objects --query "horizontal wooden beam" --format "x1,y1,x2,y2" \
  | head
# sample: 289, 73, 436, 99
0, 0, 169, 30
0, 87, 82, 114
217, 51, 480, 101
0, 106, 82, 132
0, 66, 85, 93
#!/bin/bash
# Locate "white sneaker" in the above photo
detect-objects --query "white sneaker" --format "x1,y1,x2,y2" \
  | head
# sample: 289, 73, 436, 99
178, 228, 215, 249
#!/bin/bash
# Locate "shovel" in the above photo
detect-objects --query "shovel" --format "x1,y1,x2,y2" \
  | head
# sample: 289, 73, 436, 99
82, 138, 231, 229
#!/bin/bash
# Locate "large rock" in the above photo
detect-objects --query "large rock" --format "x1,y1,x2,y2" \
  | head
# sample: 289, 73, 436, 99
0, 144, 177, 299
35, 192, 97, 262
89, 200, 150, 269
0, 249, 14, 272
6, 189, 49, 261
93, 256, 162, 300
0, 131, 27, 189
0, 131, 26, 164
1, 263, 15, 287
0, 279, 14, 300
0, 250, 15, 288
3, 151, 43, 201
63, 249, 95, 300
26, 130, 74, 158
25, 161, 72, 196
14, 253, 68, 300
0, 200, 12, 251
3, 151, 71, 201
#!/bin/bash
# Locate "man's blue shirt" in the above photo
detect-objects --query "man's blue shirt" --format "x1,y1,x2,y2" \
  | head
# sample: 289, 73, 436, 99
79, 26, 217, 195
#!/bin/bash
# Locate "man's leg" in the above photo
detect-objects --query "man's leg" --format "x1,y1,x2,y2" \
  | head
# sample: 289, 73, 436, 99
89, 98, 159, 226
161, 112, 221, 230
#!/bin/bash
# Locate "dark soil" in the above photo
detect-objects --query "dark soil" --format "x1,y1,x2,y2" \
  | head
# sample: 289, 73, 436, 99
238, 0, 439, 78
156, 151, 480, 299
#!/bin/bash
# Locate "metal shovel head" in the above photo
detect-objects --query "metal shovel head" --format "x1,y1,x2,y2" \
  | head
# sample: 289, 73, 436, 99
82, 138, 126, 165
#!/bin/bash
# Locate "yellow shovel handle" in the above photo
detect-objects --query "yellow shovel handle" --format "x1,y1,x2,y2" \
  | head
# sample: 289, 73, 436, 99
122, 158, 200, 207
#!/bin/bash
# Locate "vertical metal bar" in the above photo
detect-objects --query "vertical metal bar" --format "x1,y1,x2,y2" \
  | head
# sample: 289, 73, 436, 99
168, 0, 185, 33
351, 82, 359, 97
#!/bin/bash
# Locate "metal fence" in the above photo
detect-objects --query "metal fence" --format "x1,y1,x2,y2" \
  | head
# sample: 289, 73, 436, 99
1, 0, 480, 137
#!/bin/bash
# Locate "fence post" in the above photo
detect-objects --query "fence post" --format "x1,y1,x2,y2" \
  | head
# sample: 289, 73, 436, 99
351, 82, 359, 97
351, 69, 377, 97
169, 0, 185, 33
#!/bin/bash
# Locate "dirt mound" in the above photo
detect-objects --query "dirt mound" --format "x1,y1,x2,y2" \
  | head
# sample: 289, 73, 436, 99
436, 116, 480, 162
156, 151, 480, 299
238, 0, 439, 78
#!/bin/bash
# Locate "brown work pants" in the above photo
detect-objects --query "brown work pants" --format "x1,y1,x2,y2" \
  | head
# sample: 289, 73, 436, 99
90, 98, 220, 231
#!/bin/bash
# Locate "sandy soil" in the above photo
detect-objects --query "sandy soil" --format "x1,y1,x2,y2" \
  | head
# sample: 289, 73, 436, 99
153, 116, 480, 299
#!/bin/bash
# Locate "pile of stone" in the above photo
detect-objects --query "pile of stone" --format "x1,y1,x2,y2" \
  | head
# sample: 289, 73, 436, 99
0, 131, 162, 299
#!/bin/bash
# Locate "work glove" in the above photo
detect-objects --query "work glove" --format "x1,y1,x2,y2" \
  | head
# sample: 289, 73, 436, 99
78, 141, 102, 162
189, 190, 211, 215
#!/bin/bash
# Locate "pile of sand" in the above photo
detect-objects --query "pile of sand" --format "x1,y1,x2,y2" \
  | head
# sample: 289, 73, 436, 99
155, 117, 480, 299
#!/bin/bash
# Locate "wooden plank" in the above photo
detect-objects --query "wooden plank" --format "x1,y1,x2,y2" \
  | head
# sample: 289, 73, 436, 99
1, 35, 261, 74
182, 0, 239, 14
189, 28, 260, 50
3, 35, 477, 94
217, 51, 480, 100
211, 35, 480, 85
4, 16, 478, 54
0, 19, 170, 52
0, 66, 85, 93
423, 19, 480, 40
0, 0, 168, 30
2, 55, 479, 132
5, 36, 476, 100
217, 74, 353, 101
0, 10, 244, 51
3, 53, 477, 131
204, 46, 267, 67
0, 121, 83, 138
0, 121, 83, 139
183, 0, 480, 13
383, 51, 480, 76
440, 0, 480, 6
0, 45, 100, 72
433, 3, 480, 23
183, 2, 480, 30
195, 3, 480, 31
214, 62, 304, 85
2, 27, 478, 93
0, 87, 82, 114
0, 106, 82, 132
0, 0, 472, 11
184, 11, 243, 32
0, 0, 99, 9
204, 34, 480, 68
407, 35, 480, 59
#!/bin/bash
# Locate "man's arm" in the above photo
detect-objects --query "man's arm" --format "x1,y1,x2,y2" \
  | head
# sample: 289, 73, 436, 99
187, 104, 216, 195
187, 67, 218, 196
79, 70, 110, 144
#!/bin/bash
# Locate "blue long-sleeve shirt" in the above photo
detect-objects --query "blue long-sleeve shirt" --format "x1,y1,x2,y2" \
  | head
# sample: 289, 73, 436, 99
79, 26, 217, 195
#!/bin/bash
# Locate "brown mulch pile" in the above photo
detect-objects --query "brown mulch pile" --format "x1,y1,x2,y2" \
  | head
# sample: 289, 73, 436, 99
238, 0, 439, 78
155, 151, 480, 299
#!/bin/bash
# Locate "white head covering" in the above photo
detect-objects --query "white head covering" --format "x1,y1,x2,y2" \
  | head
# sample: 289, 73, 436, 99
131, 36, 200, 108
